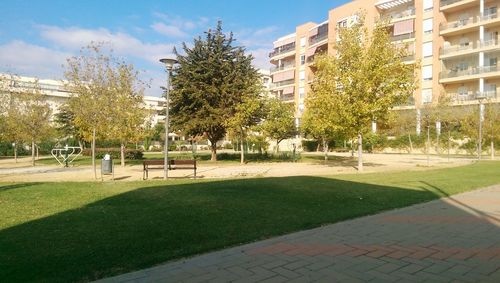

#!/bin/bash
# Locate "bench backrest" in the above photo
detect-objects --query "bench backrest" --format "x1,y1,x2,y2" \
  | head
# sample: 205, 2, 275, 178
143, 160, 165, 166
170, 160, 196, 166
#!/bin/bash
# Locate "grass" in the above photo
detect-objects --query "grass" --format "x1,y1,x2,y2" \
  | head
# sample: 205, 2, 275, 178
1, 161, 500, 282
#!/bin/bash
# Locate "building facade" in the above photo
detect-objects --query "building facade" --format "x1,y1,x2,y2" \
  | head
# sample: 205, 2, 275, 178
1, 74, 166, 125
269, 0, 500, 126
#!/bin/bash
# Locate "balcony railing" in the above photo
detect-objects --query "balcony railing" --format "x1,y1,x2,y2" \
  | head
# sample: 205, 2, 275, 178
440, 17, 478, 32
451, 91, 498, 102
440, 0, 465, 7
382, 8, 416, 22
271, 79, 295, 88
309, 33, 328, 46
280, 93, 295, 101
269, 43, 296, 58
440, 65, 500, 79
391, 32, 415, 42
402, 54, 416, 61
441, 39, 500, 56
270, 64, 295, 73
481, 12, 498, 22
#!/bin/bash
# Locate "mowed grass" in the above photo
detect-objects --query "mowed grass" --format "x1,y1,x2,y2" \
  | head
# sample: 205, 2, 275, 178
1, 161, 500, 282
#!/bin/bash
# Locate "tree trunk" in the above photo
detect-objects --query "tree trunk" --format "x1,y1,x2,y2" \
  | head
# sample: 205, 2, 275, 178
492, 140, 495, 160
323, 138, 328, 163
92, 128, 97, 179
120, 143, 125, 167
210, 141, 217, 161
14, 144, 17, 163
31, 139, 35, 167
408, 133, 413, 153
240, 136, 244, 164
358, 133, 363, 172
448, 131, 451, 163
276, 139, 280, 153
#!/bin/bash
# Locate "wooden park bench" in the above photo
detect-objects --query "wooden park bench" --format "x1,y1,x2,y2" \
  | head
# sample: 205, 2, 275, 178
143, 159, 197, 180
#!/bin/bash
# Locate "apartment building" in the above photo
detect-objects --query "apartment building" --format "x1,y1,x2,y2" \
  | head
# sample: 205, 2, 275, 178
269, 0, 500, 126
1, 74, 166, 125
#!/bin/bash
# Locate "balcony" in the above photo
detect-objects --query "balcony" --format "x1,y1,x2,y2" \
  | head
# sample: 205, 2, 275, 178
269, 43, 296, 58
382, 7, 416, 23
391, 32, 415, 42
450, 90, 498, 103
271, 79, 295, 88
280, 93, 295, 101
440, 17, 478, 35
440, 0, 478, 13
440, 39, 500, 58
481, 12, 499, 25
270, 64, 295, 74
440, 65, 500, 82
309, 33, 328, 46
402, 53, 416, 62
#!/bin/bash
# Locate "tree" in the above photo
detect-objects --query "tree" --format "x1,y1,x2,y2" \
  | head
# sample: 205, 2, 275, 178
261, 98, 296, 153
483, 103, 500, 159
1, 75, 53, 165
170, 21, 262, 161
302, 55, 345, 161
226, 96, 265, 164
313, 16, 416, 171
392, 109, 417, 153
65, 43, 147, 176
54, 104, 84, 148
108, 63, 147, 167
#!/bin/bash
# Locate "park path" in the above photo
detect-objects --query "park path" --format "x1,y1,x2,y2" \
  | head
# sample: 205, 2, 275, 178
96, 185, 500, 283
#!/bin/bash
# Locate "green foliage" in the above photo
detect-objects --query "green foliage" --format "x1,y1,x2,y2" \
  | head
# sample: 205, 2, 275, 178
0, 142, 30, 156
261, 98, 296, 148
170, 21, 262, 161
82, 148, 144, 160
363, 133, 388, 153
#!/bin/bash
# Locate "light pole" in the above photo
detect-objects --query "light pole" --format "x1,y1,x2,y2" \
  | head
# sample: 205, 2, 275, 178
159, 57, 177, 180
478, 95, 486, 160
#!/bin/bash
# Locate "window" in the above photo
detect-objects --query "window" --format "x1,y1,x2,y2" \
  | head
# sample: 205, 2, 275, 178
422, 89, 433, 104
300, 55, 306, 65
423, 19, 433, 34
300, 37, 306, 47
485, 6, 497, 17
423, 42, 433, 57
299, 70, 305, 81
489, 57, 498, 67
422, 65, 433, 81
423, 0, 433, 11
338, 20, 347, 28
299, 87, 305, 99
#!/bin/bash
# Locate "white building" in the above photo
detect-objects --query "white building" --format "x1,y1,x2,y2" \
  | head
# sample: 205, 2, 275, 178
1, 74, 166, 125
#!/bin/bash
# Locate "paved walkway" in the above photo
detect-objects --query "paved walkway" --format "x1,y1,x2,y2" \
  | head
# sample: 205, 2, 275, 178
97, 186, 500, 283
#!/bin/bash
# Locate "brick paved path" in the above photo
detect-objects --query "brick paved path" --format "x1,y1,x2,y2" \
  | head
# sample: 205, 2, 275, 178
97, 186, 500, 283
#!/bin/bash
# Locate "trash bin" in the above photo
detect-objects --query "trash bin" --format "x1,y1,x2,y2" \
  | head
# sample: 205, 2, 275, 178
101, 154, 113, 174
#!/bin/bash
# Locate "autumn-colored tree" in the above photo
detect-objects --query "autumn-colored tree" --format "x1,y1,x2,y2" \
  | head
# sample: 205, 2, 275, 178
310, 16, 416, 171
64, 43, 147, 176
302, 55, 345, 161
261, 98, 296, 153
226, 96, 265, 164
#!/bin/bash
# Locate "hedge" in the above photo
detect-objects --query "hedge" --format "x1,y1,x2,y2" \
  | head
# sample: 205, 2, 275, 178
82, 148, 143, 160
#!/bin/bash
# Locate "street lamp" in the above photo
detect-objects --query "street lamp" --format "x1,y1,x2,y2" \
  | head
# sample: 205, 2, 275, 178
477, 93, 486, 161
159, 57, 177, 180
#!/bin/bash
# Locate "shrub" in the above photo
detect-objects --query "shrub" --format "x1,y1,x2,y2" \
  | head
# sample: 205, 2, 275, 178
82, 148, 143, 160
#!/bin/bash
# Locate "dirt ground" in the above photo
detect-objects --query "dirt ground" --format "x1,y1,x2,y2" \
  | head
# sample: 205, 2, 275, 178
0, 153, 476, 182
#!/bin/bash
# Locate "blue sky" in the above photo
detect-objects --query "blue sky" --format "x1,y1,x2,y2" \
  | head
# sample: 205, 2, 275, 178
0, 0, 350, 96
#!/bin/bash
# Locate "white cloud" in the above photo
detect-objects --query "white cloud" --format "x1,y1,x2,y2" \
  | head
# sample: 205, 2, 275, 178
38, 25, 175, 64
0, 40, 70, 78
151, 22, 188, 38
248, 48, 272, 70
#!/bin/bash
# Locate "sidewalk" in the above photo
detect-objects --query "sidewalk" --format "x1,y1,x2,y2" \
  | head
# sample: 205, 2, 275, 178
98, 185, 500, 282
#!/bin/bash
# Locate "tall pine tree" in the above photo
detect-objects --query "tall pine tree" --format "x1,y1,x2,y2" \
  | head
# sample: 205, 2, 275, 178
170, 21, 261, 161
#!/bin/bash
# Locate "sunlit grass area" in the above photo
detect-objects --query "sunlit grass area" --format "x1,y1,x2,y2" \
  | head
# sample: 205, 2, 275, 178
1, 161, 499, 282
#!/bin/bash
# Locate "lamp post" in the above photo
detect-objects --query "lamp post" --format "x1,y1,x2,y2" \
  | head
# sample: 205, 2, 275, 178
159, 57, 177, 180
477, 94, 486, 160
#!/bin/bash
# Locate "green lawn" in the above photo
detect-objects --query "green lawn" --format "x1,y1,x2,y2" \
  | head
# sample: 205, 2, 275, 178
1, 161, 500, 282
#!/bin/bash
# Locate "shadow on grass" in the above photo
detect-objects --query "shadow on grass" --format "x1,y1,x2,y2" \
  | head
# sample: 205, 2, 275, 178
0, 176, 497, 282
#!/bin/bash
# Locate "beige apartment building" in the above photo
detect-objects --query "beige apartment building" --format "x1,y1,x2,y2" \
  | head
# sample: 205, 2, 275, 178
269, 0, 500, 128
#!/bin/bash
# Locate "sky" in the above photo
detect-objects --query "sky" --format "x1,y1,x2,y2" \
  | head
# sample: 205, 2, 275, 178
0, 0, 350, 97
